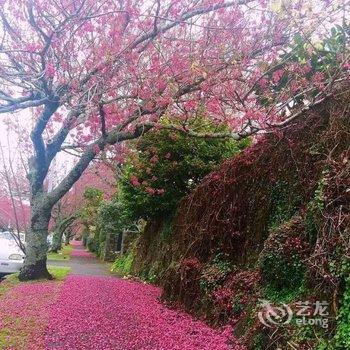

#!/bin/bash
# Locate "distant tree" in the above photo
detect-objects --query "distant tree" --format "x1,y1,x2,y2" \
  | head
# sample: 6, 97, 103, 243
0, 137, 30, 252
79, 187, 104, 252
50, 200, 77, 253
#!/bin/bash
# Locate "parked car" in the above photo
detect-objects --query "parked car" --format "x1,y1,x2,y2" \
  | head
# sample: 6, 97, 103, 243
0, 231, 25, 276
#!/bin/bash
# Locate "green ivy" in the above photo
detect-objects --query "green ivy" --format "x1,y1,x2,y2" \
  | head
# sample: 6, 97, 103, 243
261, 252, 307, 303
268, 179, 301, 230
305, 171, 328, 245
111, 251, 134, 276
330, 272, 350, 349
159, 220, 173, 242
200, 253, 232, 293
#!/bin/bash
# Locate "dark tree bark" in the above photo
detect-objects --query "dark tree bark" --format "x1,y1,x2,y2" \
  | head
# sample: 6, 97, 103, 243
64, 231, 71, 245
18, 103, 59, 281
51, 215, 76, 253
18, 204, 52, 281
51, 230, 63, 253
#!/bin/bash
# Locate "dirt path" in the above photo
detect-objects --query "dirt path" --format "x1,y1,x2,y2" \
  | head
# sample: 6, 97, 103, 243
48, 241, 110, 276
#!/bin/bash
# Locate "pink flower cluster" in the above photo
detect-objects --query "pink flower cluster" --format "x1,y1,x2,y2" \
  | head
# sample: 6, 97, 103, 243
45, 275, 245, 350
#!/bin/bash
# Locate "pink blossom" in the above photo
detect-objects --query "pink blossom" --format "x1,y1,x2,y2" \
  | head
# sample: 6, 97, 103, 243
92, 144, 100, 155
145, 187, 156, 195
150, 155, 159, 164
312, 71, 326, 90
258, 78, 268, 89
272, 69, 284, 84
184, 100, 197, 110
46, 63, 56, 78
130, 175, 140, 187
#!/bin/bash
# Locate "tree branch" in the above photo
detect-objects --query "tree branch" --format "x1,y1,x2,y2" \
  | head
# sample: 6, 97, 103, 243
29, 101, 59, 194
0, 98, 47, 113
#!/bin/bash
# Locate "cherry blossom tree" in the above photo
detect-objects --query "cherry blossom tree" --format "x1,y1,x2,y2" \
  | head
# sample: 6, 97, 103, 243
0, 0, 348, 280
50, 161, 116, 252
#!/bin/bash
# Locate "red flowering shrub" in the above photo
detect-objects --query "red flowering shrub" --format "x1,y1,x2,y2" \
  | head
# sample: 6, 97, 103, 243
209, 270, 261, 325
181, 257, 202, 271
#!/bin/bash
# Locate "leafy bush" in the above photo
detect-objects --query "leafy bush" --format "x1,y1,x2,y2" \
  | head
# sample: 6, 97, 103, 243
111, 251, 134, 276
260, 217, 310, 302
261, 252, 305, 292
96, 199, 125, 257
80, 187, 104, 252
331, 271, 350, 349
80, 188, 128, 257
119, 117, 249, 221
86, 235, 99, 253
200, 253, 232, 293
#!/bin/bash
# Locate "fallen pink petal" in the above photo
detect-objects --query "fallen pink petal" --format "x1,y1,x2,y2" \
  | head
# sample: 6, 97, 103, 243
45, 275, 241, 350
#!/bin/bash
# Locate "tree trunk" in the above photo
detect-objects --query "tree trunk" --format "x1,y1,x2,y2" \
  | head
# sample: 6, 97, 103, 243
51, 229, 64, 253
51, 215, 76, 252
18, 208, 52, 281
65, 231, 71, 245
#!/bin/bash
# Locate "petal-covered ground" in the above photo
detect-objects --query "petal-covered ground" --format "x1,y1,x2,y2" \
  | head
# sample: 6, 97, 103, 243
45, 275, 242, 350
70, 249, 95, 258
0, 280, 61, 350
0, 242, 245, 349
70, 240, 95, 258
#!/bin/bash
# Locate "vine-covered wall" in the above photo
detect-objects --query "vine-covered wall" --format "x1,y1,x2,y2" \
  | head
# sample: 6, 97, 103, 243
127, 93, 349, 349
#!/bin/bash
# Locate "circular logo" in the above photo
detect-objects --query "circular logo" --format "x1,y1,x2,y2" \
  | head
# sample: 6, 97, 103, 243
258, 299, 293, 328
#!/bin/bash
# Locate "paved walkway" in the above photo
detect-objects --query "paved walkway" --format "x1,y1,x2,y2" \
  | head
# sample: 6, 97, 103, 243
48, 241, 110, 276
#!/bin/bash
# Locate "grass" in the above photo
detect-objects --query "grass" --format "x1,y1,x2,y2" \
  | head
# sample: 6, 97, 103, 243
0, 266, 71, 295
0, 265, 71, 349
0, 273, 20, 298
111, 252, 134, 276
48, 266, 71, 280
47, 244, 73, 261
0, 265, 72, 348
0, 315, 30, 350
